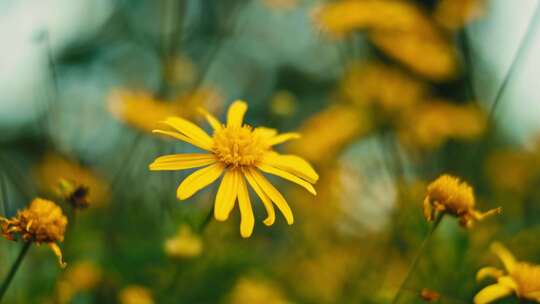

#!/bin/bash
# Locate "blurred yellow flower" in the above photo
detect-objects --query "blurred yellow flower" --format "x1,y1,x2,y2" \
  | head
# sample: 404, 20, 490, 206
35, 153, 109, 208
269, 90, 297, 117
340, 62, 427, 115
434, 0, 486, 31
108, 88, 222, 134
164, 225, 203, 259
0, 198, 68, 267
57, 261, 102, 303
118, 285, 154, 304
228, 277, 290, 304
288, 105, 370, 164
423, 174, 500, 228
398, 101, 486, 150
475, 242, 540, 303
315, 0, 458, 80
149, 100, 318, 238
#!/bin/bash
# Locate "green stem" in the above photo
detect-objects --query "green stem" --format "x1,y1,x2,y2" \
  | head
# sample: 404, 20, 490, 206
0, 242, 31, 302
391, 214, 444, 304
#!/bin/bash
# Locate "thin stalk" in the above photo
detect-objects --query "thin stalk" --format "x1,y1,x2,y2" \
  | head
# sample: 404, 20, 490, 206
391, 214, 444, 304
0, 242, 31, 302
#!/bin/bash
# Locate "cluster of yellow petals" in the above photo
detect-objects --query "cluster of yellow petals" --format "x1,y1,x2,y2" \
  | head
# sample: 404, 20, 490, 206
0, 198, 68, 267
149, 100, 318, 238
164, 225, 203, 259
423, 175, 500, 228
228, 277, 290, 304
398, 101, 487, 150
57, 261, 102, 304
434, 0, 486, 31
108, 88, 221, 134
475, 243, 540, 303
118, 285, 155, 304
314, 0, 458, 81
35, 153, 109, 208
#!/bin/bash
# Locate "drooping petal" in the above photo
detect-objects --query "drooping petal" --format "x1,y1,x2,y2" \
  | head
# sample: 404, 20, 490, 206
198, 108, 222, 131
476, 267, 504, 282
261, 153, 319, 183
227, 100, 248, 128
176, 163, 224, 200
161, 117, 214, 149
149, 154, 216, 171
153, 130, 211, 151
243, 169, 275, 226
266, 133, 301, 146
490, 243, 516, 273
257, 163, 316, 195
48, 243, 67, 268
473, 283, 513, 304
248, 168, 294, 225
214, 170, 239, 221
237, 175, 255, 238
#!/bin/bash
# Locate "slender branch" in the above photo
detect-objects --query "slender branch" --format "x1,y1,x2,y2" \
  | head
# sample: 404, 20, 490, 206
391, 214, 444, 304
0, 242, 32, 302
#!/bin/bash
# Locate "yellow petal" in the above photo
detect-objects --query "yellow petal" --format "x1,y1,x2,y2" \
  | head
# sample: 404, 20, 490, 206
497, 276, 519, 291
243, 169, 275, 226
161, 117, 214, 149
237, 175, 255, 238
257, 163, 316, 195
149, 154, 216, 171
476, 267, 504, 282
214, 170, 239, 221
177, 163, 224, 200
490, 242, 516, 273
262, 153, 319, 183
48, 243, 67, 268
253, 127, 278, 140
266, 133, 301, 146
248, 168, 294, 225
474, 283, 513, 304
227, 100, 248, 128
152, 129, 211, 151
198, 108, 222, 131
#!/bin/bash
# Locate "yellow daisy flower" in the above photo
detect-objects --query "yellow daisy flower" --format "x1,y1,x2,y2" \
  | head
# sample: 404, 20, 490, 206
423, 174, 500, 228
475, 242, 540, 303
149, 100, 319, 238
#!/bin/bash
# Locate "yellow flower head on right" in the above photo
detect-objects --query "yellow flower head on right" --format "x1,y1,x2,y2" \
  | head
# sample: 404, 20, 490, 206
423, 174, 500, 228
475, 242, 540, 303
0, 198, 68, 267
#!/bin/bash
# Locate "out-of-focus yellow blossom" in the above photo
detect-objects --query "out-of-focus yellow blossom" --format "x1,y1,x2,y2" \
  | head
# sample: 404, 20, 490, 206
314, 0, 458, 80
148, 100, 318, 238
288, 105, 370, 164
57, 261, 102, 303
164, 55, 197, 86
164, 225, 203, 258
269, 90, 297, 117
108, 88, 222, 134
434, 0, 486, 31
0, 198, 67, 267
485, 149, 540, 194
118, 285, 154, 304
228, 277, 290, 304
340, 62, 427, 115
398, 101, 486, 150
423, 174, 500, 228
475, 242, 540, 303
35, 153, 109, 208
263, 0, 298, 11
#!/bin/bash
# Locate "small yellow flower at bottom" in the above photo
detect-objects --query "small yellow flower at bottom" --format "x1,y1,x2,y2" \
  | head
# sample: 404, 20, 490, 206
423, 174, 500, 228
164, 225, 203, 259
148, 100, 319, 238
118, 285, 154, 304
475, 242, 540, 303
0, 198, 68, 267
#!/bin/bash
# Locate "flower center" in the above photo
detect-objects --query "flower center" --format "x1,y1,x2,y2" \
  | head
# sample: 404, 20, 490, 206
212, 125, 268, 167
